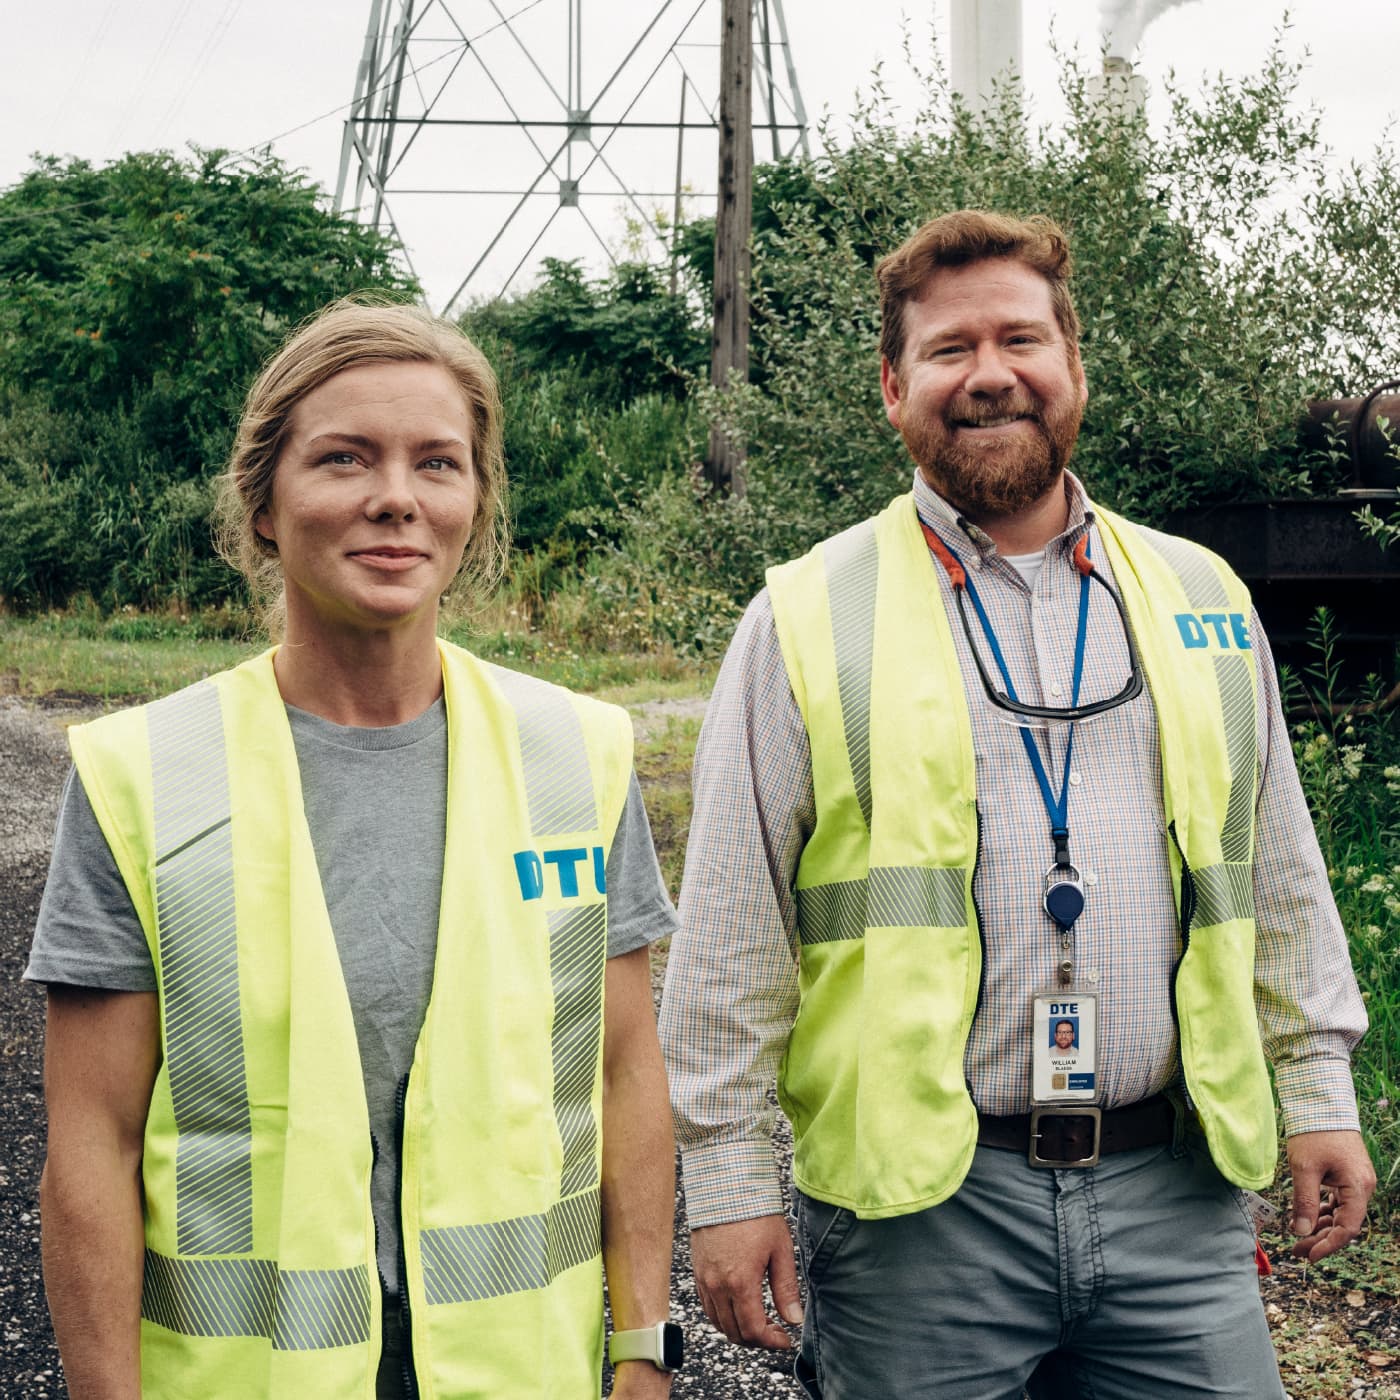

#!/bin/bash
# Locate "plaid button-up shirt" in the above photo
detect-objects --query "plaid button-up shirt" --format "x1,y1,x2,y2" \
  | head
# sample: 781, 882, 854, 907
660, 473, 1367, 1228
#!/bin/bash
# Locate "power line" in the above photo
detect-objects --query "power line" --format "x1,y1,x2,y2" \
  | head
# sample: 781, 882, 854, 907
155, 0, 247, 145
217, 0, 549, 166
110, 0, 201, 152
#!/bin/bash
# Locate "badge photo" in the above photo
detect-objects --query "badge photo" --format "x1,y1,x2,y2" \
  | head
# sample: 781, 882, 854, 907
1032, 992, 1098, 1103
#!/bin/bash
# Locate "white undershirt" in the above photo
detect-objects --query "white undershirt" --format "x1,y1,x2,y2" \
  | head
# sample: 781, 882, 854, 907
1003, 550, 1045, 591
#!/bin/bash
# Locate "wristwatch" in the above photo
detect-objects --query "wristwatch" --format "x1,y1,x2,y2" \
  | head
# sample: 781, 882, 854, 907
608, 1321, 684, 1372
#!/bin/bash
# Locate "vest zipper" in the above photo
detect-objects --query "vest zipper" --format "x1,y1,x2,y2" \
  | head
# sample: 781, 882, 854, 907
970, 803, 988, 1019
369, 1132, 395, 1393
395, 1073, 421, 1400
1165, 820, 1196, 1032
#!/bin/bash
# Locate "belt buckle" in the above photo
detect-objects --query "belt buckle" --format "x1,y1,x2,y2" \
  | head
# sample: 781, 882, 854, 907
1028, 1105, 1102, 1168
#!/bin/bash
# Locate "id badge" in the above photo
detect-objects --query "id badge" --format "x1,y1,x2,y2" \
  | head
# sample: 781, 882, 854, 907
1032, 991, 1098, 1103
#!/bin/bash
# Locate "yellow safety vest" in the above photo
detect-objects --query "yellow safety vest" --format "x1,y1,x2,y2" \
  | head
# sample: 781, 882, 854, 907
69, 641, 633, 1398
765, 493, 1275, 1219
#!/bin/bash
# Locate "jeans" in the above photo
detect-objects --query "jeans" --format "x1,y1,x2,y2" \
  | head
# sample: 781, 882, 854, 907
793, 1139, 1284, 1400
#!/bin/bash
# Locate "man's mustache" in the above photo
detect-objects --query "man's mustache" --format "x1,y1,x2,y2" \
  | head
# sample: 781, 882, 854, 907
944, 397, 1042, 427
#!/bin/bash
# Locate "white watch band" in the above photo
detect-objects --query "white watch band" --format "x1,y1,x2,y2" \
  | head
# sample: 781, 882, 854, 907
608, 1321, 679, 1372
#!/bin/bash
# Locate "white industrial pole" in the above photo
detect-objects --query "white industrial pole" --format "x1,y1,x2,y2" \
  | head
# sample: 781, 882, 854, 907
948, 0, 1022, 113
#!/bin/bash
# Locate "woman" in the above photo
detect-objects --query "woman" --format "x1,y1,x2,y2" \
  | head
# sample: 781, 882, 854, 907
29, 300, 679, 1399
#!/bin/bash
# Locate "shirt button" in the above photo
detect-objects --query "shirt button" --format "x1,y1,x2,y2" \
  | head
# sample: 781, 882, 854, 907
968, 555, 981, 570
1050, 684, 1063, 698
1085, 870, 1099, 886
1069, 771, 1082, 786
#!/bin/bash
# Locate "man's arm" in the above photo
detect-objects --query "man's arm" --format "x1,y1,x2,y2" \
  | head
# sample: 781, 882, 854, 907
660, 594, 812, 1350
1248, 618, 1373, 1257
40, 985, 160, 1400
600, 946, 674, 1399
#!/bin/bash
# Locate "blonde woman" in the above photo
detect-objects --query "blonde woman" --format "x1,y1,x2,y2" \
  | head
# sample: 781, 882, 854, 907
30, 300, 681, 1399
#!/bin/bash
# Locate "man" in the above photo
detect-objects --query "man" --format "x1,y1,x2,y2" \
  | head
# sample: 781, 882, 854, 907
660, 210, 1372, 1398
1053, 1020, 1077, 1053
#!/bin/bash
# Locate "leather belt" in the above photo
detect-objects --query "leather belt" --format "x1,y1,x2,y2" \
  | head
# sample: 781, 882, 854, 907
977, 1094, 1177, 1168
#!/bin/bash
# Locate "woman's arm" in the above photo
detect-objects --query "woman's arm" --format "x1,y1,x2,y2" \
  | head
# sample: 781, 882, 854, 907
40, 985, 160, 1400
600, 946, 675, 1399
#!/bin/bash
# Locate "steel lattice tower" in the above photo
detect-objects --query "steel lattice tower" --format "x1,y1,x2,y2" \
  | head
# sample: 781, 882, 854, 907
334, 0, 809, 311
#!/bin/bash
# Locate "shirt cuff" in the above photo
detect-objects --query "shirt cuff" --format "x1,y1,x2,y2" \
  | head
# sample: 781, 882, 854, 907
1274, 1047, 1363, 1137
680, 1138, 787, 1229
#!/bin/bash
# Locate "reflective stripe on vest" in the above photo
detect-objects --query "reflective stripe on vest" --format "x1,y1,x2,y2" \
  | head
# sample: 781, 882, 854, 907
148, 682, 251, 1258
142, 681, 372, 1350
143, 1253, 371, 1350
1132, 526, 1258, 926
796, 866, 968, 944
418, 665, 607, 1309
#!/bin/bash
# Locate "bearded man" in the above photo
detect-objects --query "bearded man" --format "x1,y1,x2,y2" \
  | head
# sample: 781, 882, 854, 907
659, 210, 1373, 1399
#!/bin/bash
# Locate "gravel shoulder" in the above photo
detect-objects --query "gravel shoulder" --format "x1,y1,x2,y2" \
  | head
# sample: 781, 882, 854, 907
1, 697, 98, 1399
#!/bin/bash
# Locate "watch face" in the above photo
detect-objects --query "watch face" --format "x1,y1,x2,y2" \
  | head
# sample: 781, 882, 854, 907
661, 1322, 684, 1370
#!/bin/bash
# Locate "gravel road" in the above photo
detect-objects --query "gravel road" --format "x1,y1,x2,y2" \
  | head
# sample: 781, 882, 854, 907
0, 696, 804, 1399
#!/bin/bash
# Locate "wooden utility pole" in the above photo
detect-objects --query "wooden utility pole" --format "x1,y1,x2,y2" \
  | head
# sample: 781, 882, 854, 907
705, 0, 752, 496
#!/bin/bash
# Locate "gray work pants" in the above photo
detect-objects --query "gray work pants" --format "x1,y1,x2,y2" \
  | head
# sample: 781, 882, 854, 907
793, 1138, 1285, 1400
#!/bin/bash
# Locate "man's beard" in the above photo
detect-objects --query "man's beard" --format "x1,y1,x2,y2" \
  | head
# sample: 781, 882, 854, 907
900, 389, 1084, 521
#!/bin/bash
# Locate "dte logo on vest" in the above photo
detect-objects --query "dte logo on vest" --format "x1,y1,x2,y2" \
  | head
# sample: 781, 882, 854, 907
513, 847, 607, 901
1175, 612, 1251, 651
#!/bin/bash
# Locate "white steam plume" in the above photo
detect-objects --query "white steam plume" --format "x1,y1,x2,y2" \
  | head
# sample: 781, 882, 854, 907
1100, 0, 1197, 60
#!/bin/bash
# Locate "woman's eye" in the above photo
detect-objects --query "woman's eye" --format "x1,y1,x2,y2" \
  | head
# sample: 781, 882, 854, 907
421, 457, 458, 472
322, 451, 358, 466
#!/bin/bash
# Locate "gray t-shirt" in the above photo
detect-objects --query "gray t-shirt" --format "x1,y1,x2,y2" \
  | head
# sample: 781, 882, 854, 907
28, 697, 678, 1310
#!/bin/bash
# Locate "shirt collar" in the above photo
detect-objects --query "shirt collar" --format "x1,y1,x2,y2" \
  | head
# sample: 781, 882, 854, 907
912, 469, 1094, 560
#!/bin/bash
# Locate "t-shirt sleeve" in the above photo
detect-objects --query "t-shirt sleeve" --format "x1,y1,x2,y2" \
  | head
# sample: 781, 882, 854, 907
24, 766, 157, 991
604, 770, 680, 958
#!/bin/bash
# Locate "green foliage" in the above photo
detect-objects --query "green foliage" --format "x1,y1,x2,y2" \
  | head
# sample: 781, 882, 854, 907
0, 149, 416, 607
465, 258, 705, 405
661, 31, 1400, 605
462, 259, 707, 554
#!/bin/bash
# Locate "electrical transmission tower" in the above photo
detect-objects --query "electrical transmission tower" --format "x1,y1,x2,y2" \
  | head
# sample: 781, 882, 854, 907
333, 0, 809, 312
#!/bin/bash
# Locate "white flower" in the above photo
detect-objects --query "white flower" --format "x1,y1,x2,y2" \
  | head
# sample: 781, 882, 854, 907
1360, 874, 1389, 894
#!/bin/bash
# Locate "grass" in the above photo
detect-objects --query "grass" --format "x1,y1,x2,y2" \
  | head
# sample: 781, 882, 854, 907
0, 606, 712, 707
0, 610, 259, 701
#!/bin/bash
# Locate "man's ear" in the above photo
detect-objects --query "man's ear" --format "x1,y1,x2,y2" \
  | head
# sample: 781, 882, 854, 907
880, 355, 903, 430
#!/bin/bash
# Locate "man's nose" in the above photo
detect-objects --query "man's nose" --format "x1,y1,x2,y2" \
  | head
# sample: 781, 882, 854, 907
963, 344, 1018, 396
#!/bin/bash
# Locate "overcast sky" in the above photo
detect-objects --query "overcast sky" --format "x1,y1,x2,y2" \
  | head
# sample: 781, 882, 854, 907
7, 0, 1398, 309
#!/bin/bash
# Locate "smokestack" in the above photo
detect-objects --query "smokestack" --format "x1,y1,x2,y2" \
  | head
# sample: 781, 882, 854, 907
1087, 53, 1148, 121
949, 0, 1023, 114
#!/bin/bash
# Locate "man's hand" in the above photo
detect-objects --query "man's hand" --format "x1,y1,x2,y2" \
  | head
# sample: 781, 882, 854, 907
1287, 1129, 1376, 1262
691, 1214, 803, 1350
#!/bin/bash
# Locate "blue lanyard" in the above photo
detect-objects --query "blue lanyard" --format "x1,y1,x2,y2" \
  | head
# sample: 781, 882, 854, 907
951, 540, 1092, 864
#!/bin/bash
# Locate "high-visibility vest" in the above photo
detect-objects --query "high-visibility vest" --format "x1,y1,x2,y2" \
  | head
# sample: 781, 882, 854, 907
765, 493, 1275, 1219
69, 641, 634, 1398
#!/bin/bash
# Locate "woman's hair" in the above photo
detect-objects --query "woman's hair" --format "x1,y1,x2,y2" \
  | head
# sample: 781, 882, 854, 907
214, 295, 508, 629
